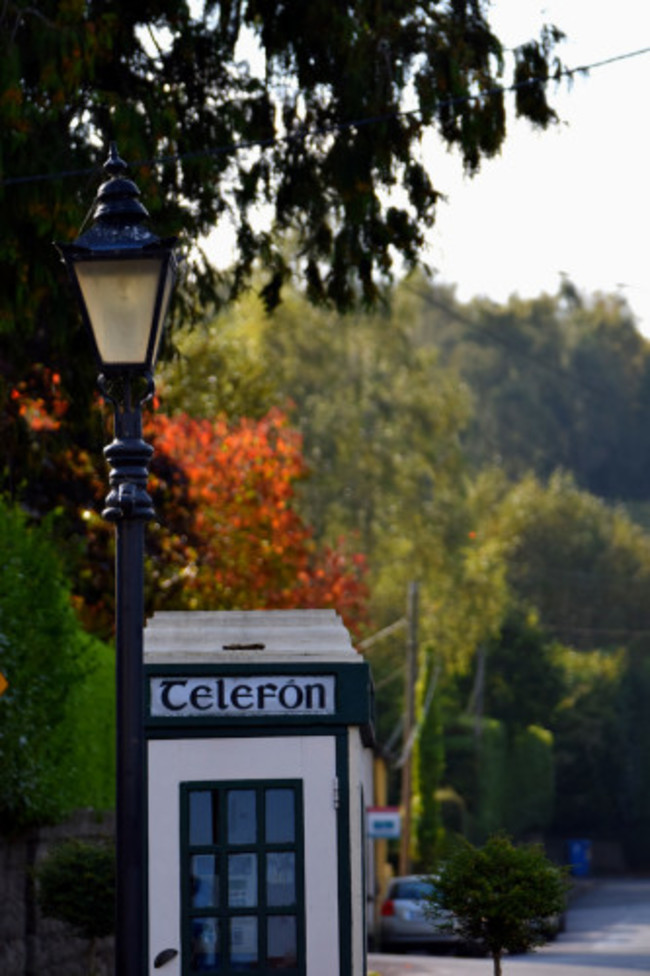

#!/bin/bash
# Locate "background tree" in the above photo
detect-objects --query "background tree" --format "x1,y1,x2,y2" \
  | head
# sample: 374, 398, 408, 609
157, 279, 650, 862
405, 278, 650, 501
165, 288, 509, 647
493, 471, 650, 648
617, 648, 650, 866
145, 406, 370, 634
551, 648, 625, 840
163, 290, 514, 749
252, 289, 471, 554
0, 1, 566, 530
428, 834, 568, 976
158, 293, 275, 421
5, 377, 370, 638
481, 609, 565, 733
0, 0, 565, 345
413, 653, 445, 868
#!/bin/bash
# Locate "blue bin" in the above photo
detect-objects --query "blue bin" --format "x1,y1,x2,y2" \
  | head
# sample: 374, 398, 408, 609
567, 838, 592, 877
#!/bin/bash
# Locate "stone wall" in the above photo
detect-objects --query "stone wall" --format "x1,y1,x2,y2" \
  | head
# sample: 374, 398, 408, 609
0, 810, 115, 976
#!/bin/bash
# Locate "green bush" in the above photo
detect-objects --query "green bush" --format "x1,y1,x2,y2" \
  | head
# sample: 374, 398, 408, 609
0, 501, 85, 827
37, 839, 115, 975
0, 499, 115, 828
443, 716, 555, 842
61, 639, 115, 812
443, 716, 507, 841
505, 726, 554, 836
475, 719, 509, 840
427, 834, 568, 976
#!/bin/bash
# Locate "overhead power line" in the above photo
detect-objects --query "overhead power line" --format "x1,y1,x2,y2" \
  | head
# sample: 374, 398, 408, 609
2, 44, 650, 189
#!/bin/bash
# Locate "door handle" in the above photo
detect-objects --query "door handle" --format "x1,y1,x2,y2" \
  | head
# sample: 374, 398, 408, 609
154, 948, 179, 968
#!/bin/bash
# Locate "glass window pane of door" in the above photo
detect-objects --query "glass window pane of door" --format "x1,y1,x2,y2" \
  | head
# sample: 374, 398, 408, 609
191, 854, 219, 908
228, 854, 258, 908
267, 916, 297, 969
190, 917, 220, 972
190, 790, 218, 845
227, 790, 256, 844
266, 853, 295, 907
230, 916, 258, 969
265, 790, 295, 844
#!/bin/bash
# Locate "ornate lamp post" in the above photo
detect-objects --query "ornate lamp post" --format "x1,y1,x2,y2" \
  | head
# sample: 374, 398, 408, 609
56, 144, 179, 976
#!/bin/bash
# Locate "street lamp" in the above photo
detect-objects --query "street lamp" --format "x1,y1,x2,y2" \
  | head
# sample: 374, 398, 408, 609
56, 143, 179, 976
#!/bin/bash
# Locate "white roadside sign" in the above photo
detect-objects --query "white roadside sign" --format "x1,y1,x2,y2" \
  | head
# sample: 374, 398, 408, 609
367, 807, 401, 839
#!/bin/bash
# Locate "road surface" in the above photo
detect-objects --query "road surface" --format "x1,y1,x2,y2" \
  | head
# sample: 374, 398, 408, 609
368, 878, 650, 976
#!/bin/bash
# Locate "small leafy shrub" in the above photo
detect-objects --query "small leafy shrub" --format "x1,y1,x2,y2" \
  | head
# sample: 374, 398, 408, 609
427, 833, 568, 976
37, 839, 115, 974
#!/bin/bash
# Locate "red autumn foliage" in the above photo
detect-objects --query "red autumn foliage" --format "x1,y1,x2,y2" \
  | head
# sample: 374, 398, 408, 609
145, 408, 369, 636
8, 366, 68, 431
4, 369, 369, 636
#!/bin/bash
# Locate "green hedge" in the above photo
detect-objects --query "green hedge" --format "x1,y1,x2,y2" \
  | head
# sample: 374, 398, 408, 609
443, 716, 554, 842
59, 637, 115, 812
0, 499, 115, 828
505, 725, 554, 837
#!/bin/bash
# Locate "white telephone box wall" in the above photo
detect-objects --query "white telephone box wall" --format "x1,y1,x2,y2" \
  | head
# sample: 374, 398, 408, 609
346, 726, 375, 976
148, 735, 339, 976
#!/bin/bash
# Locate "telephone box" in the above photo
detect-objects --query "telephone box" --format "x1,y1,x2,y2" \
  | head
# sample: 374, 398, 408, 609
144, 610, 375, 976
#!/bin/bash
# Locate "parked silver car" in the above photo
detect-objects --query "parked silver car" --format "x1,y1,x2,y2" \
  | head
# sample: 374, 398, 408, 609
378, 875, 458, 954
377, 873, 565, 955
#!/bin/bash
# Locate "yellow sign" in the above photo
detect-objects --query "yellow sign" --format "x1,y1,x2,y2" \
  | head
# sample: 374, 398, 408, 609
0, 673, 8, 697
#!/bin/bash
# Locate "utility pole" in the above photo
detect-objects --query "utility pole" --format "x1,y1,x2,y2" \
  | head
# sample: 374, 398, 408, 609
398, 581, 418, 875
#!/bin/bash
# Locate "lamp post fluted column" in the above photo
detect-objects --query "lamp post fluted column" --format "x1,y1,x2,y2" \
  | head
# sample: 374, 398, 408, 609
56, 145, 179, 976
102, 373, 155, 976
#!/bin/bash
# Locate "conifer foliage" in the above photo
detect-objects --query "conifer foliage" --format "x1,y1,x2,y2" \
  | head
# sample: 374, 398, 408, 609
0, 0, 564, 375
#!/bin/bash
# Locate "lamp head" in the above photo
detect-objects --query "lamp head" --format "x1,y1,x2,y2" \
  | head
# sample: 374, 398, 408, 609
56, 144, 178, 374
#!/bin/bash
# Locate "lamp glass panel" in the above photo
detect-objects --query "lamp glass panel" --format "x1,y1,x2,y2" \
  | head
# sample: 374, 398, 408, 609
150, 259, 176, 369
74, 257, 163, 365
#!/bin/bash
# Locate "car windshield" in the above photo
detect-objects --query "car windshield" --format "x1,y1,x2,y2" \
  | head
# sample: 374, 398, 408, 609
392, 880, 433, 901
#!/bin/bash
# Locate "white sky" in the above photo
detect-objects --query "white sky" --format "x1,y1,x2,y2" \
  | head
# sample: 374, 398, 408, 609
426, 1, 650, 335
205, 2, 650, 334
